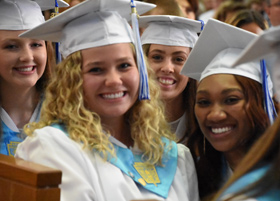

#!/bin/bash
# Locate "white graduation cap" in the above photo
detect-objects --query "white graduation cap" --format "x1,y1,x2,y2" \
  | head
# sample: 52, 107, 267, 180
34, 0, 69, 11
139, 15, 203, 48
0, 0, 69, 30
20, 0, 156, 58
232, 26, 280, 67
180, 18, 265, 83
231, 25, 280, 107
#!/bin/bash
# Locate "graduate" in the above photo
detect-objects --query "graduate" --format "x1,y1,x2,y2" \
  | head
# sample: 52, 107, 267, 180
140, 15, 202, 143
15, 0, 199, 200
181, 18, 279, 200
214, 25, 280, 201
0, 0, 68, 156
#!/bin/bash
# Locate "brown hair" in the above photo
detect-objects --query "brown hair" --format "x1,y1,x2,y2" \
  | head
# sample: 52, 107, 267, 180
214, 115, 280, 200
226, 9, 269, 30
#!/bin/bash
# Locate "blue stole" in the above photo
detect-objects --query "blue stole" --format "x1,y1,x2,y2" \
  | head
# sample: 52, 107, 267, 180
0, 122, 24, 156
51, 123, 178, 198
221, 165, 280, 200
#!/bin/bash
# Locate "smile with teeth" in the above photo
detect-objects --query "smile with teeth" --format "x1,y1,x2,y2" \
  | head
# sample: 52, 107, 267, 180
211, 127, 233, 134
158, 78, 175, 85
15, 66, 34, 72
102, 92, 124, 99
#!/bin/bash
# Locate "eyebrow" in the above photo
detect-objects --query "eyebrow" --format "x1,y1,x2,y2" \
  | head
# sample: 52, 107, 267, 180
196, 88, 244, 95
149, 49, 189, 56
83, 57, 134, 67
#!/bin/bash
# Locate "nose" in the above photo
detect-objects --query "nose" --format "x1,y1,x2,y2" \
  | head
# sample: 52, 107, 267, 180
19, 46, 34, 62
105, 69, 122, 87
160, 59, 174, 74
207, 104, 227, 123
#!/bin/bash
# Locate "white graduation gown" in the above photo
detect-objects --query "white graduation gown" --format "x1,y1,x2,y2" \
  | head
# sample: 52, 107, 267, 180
15, 126, 199, 201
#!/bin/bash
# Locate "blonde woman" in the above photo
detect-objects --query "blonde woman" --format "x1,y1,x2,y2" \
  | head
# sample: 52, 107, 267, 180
15, 0, 199, 200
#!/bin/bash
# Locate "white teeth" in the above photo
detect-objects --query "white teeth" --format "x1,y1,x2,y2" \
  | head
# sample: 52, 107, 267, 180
212, 127, 233, 134
102, 92, 124, 99
159, 78, 174, 85
17, 67, 33, 72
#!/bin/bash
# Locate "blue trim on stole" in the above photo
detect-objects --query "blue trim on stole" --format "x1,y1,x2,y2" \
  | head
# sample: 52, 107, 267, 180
221, 165, 280, 200
0, 122, 24, 156
51, 123, 178, 198
108, 138, 178, 198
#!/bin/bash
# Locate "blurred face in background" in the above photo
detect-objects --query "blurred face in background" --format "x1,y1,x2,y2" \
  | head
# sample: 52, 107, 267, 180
175, 0, 196, 19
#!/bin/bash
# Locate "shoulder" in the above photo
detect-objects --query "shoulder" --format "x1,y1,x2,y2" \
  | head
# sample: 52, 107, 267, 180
15, 125, 84, 161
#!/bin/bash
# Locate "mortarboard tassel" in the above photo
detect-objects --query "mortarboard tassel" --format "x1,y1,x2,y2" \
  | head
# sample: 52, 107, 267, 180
260, 59, 277, 125
52, 0, 62, 63
130, 0, 150, 100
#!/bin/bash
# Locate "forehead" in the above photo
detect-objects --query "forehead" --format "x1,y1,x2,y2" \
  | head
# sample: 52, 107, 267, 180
149, 43, 191, 53
0, 30, 26, 39
197, 74, 242, 91
176, 0, 192, 7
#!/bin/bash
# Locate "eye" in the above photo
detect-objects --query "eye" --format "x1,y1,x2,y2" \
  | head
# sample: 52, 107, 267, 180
119, 63, 131, 69
150, 54, 163, 62
224, 97, 240, 105
174, 56, 186, 63
4, 44, 18, 50
89, 67, 102, 74
31, 42, 43, 48
196, 99, 211, 107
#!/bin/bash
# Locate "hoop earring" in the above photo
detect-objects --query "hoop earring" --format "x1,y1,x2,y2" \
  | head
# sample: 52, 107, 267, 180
203, 137, 206, 155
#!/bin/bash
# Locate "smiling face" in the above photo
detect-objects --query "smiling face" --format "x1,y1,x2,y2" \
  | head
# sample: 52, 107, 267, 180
195, 74, 252, 154
0, 30, 47, 90
82, 43, 139, 122
147, 44, 190, 102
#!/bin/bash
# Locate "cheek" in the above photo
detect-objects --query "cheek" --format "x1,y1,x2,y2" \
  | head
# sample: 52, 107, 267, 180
36, 49, 47, 67
127, 68, 140, 89
194, 106, 205, 124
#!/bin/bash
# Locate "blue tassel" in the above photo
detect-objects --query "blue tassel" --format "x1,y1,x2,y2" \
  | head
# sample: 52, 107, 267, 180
54, 0, 61, 63
260, 59, 277, 125
131, 0, 150, 100
198, 20, 204, 31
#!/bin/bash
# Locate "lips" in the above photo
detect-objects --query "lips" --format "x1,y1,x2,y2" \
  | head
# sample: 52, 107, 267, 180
211, 126, 233, 134
101, 92, 125, 99
158, 77, 175, 85
14, 66, 35, 72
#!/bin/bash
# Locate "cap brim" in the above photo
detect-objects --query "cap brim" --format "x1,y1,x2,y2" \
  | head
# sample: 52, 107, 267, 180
139, 15, 202, 33
232, 26, 280, 67
36, 0, 69, 11
20, 0, 156, 42
180, 18, 256, 80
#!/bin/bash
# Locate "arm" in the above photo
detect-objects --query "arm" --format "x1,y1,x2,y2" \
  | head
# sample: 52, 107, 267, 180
15, 126, 100, 201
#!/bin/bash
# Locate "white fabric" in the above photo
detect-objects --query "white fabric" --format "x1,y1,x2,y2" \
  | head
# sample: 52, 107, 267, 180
15, 126, 199, 201
59, 11, 134, 58
0, 0, 44, 30
200, 48, 274, 97
35, 0, 69, 11
19, 0, 156, 58
181, 19, 257, 81
140, 15, 201, 48
169, 112, 187, 142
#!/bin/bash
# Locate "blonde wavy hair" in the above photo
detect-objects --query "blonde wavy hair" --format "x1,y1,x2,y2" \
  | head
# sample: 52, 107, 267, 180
24, 44, 175, 165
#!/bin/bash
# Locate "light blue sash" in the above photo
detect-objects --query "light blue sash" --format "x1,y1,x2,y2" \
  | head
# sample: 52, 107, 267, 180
220, 165, 280, 201
0, 122, 24, 156
51, 123, 178, 198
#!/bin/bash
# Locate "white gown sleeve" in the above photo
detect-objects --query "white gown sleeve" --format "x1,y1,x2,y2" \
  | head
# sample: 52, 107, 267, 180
15, 126, 103, 201
177, 143, 199, 201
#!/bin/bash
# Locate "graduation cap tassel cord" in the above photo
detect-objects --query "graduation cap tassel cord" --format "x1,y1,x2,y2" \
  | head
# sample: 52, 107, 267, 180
260, 59, 277, 125
54, 0, 62, 63
130, 0, 150, 100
